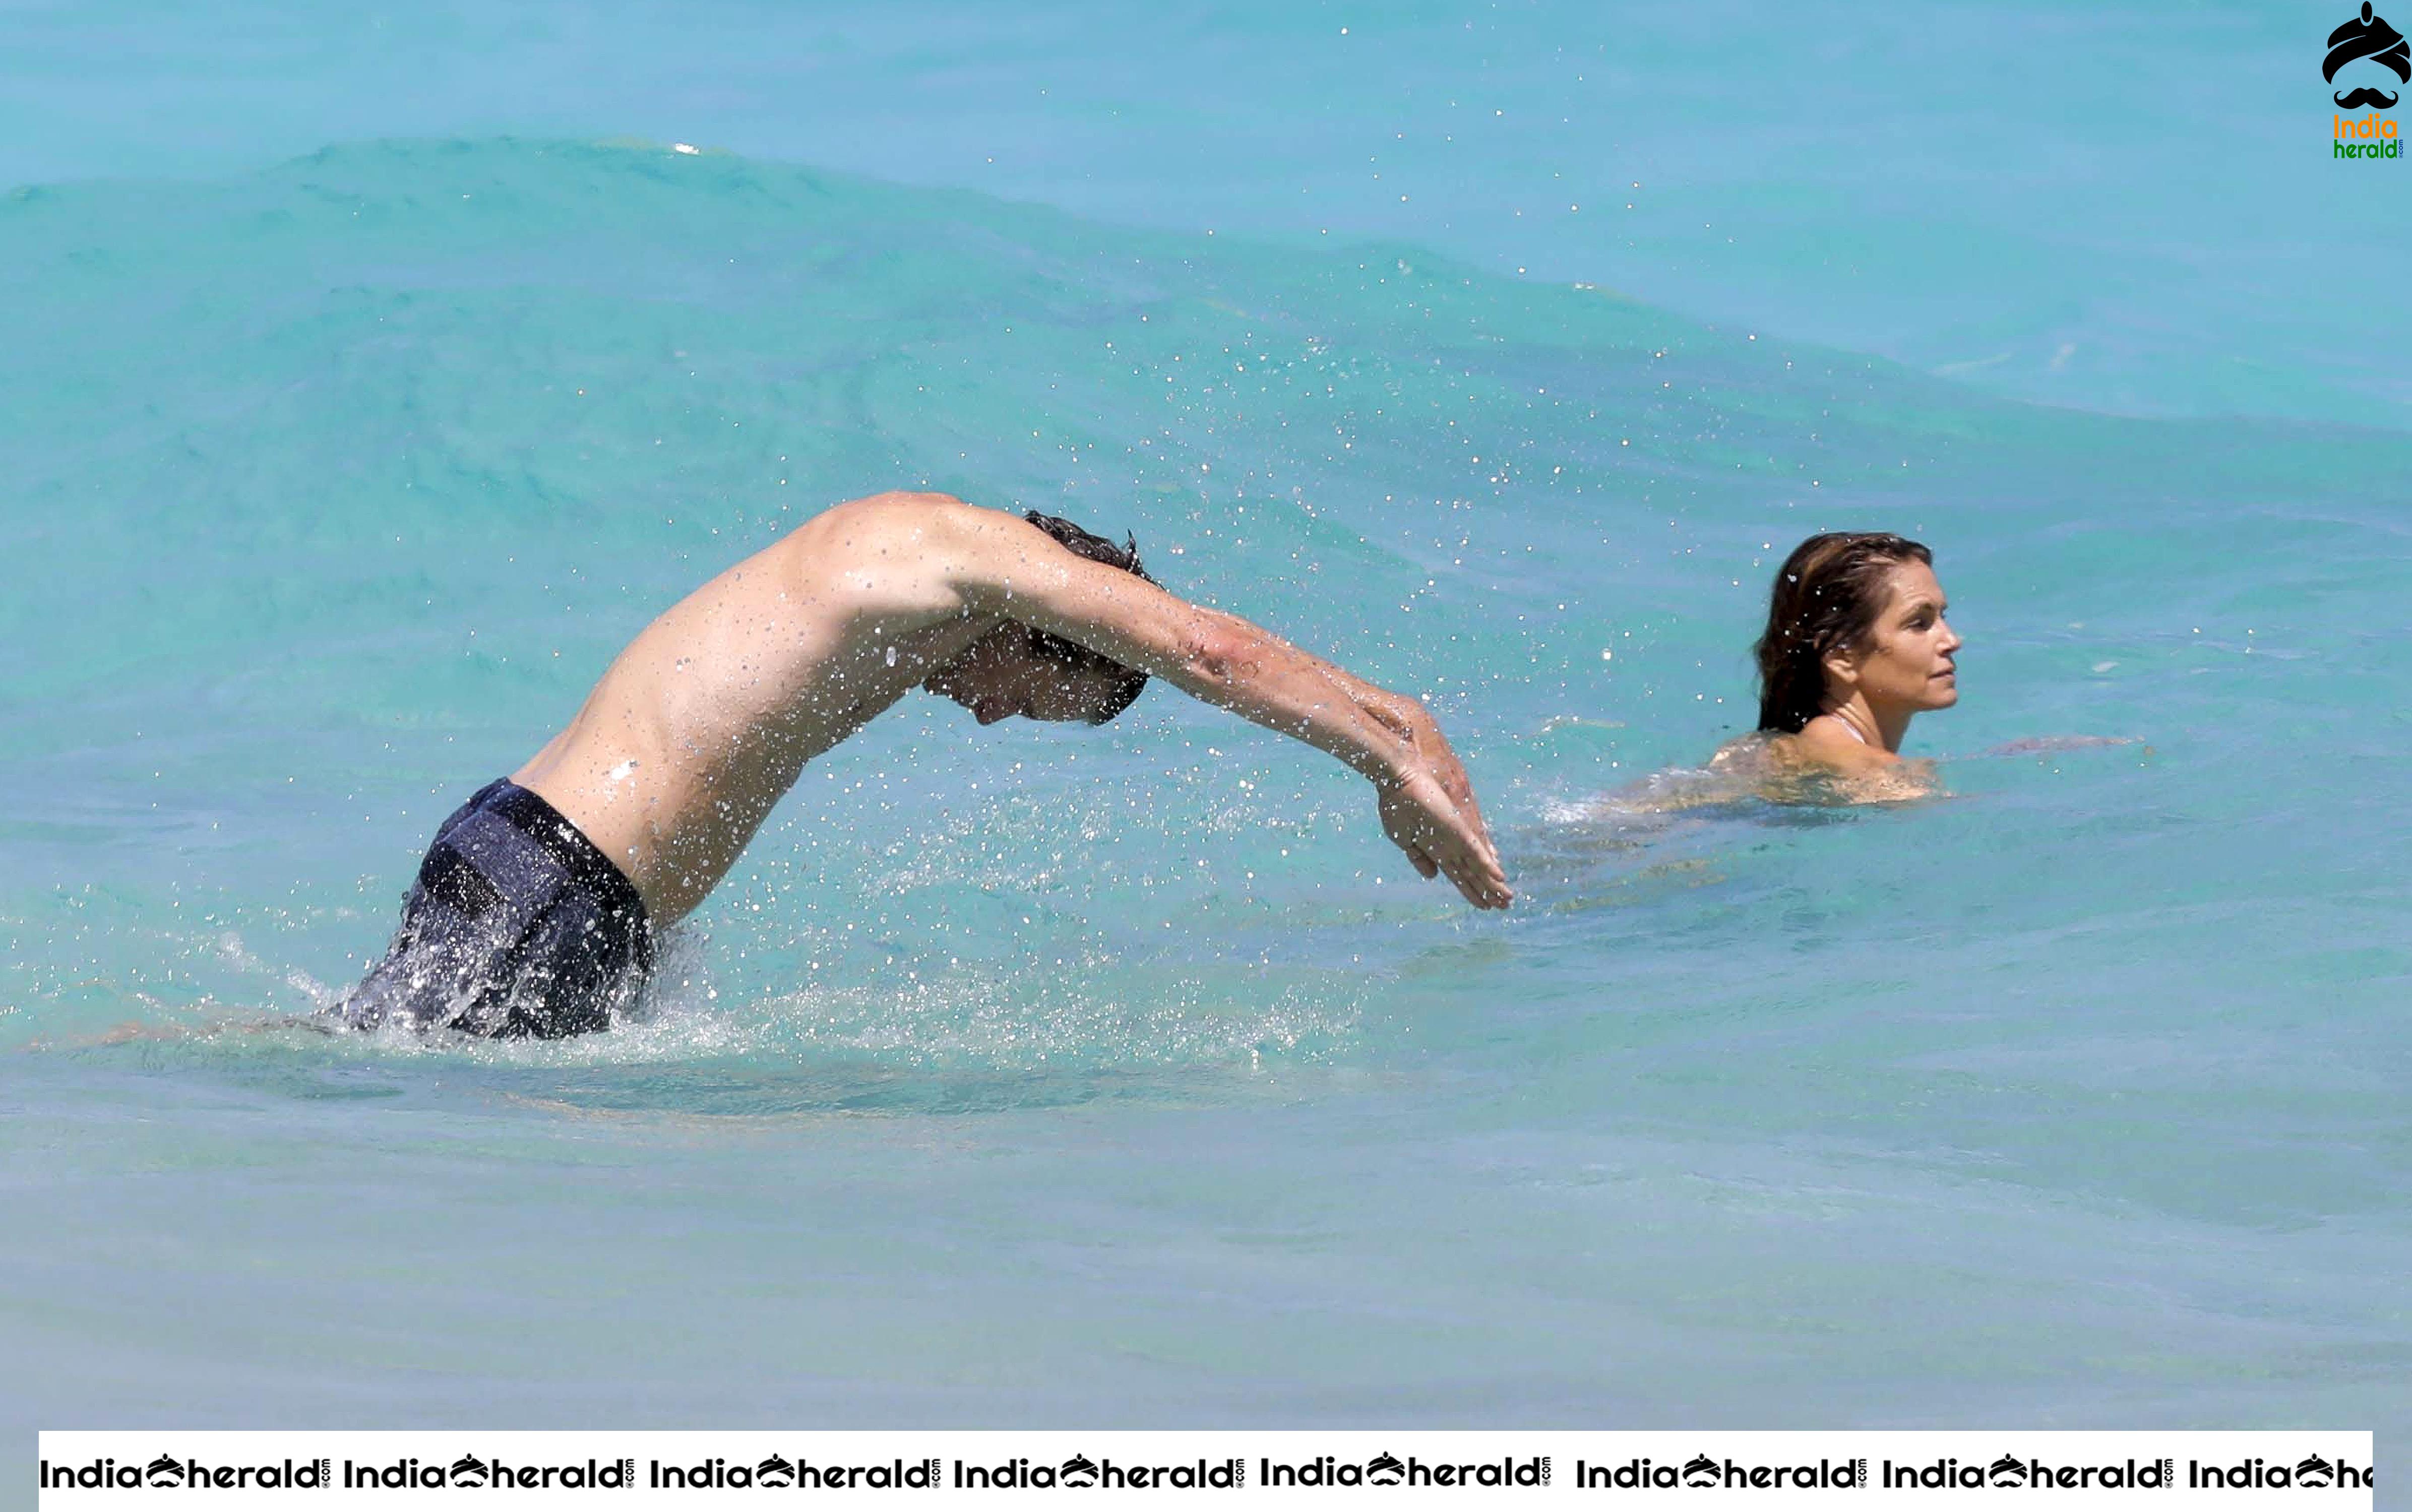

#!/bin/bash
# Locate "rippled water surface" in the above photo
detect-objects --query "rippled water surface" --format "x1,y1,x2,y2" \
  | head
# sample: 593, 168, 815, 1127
4, 0, 2408, 1458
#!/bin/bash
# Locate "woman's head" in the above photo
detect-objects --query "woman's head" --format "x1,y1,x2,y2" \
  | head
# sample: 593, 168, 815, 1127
1754, 533, 1958, 733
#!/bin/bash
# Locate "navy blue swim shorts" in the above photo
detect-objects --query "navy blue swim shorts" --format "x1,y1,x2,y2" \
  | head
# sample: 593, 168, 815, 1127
339, 780, 653, 1039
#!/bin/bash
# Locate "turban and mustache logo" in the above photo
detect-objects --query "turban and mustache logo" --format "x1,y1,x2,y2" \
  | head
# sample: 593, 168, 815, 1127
2326, 2, 2410, 108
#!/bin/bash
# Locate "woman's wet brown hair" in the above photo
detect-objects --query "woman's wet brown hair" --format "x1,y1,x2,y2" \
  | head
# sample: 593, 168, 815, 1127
1754, 532, 1933, 733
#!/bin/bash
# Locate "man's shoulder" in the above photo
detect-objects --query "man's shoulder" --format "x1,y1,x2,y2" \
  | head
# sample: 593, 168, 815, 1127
824, 491, 1081, 582
768, 491, 1035, 609
772, 491, 995, 573
821, 489, 998, 539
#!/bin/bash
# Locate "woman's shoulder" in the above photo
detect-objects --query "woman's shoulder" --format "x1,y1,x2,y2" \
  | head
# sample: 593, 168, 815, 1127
1788, 716, 1896, 773
1733, 723, 1937, 803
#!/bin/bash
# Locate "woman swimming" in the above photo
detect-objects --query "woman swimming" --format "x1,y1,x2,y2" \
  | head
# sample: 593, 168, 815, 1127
1560, 531, 1960, 825
1748, 531, 1960, 777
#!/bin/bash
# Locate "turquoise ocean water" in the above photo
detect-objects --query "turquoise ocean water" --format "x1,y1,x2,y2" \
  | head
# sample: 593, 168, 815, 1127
4, 0, 2408, 1460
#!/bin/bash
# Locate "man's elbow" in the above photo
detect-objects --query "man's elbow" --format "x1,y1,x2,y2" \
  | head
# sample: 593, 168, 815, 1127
1177, 625, 1259, 693
1372, 691, 1429, 742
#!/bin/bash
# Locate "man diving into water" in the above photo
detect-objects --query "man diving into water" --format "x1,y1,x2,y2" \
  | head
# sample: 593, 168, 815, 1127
340, 492, 1512, 1038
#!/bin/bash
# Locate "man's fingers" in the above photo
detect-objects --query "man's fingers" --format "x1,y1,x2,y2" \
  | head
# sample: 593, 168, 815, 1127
1444, 851, 1512, 909
1435, 837, 1505, 904
1421, 823, 1509, 910
1433, 847, 1510, 909
1438, 810, 1505, 887
1381, 771, 1511, 907
1449, 866, 1486, 908
1427, 760, 1501, 868
1446, 861, 1503, 910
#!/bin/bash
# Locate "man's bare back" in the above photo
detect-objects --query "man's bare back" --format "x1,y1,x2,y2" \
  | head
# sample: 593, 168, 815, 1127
344, 492, 1509, 1037
509, 494, 1020, 923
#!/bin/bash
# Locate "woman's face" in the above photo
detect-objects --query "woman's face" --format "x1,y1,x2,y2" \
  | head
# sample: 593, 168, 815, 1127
1838, 560, 1960, 714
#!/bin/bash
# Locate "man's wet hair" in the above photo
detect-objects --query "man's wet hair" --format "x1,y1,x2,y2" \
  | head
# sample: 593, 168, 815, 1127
1022, 511, 1155, 723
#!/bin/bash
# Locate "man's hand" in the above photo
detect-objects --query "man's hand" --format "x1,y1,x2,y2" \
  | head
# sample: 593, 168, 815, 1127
1372, 703, 1512, 910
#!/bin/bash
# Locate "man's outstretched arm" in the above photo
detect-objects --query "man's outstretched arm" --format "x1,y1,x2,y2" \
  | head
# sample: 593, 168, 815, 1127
947, 505, 1511, 909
